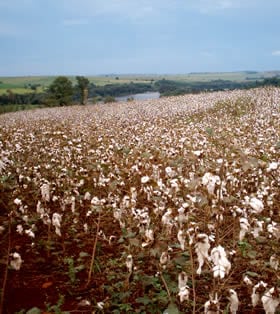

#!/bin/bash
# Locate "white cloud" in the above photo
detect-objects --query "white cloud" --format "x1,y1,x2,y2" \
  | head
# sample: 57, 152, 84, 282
272, 50, 280, 56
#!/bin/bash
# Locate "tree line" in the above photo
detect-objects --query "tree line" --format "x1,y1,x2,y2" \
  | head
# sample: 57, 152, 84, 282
1, 76, 280, 107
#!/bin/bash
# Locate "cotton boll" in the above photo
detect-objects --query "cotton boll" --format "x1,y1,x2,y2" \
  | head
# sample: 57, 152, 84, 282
249, 197, 264, 214
10, 252, 23, 270
228, 289, 239, 314
195, 233, 210, 275
126, 255, 133, 273
52, 213, 62, 236
269, 255, 279, 270
160, 251, 170, 269
178, 271, 188, 289
239, 217, 250, 241
178, 286, 190, 303
204, 294, 220, 314
261, 287, 280, 314
177, 229, 186, 250
40, 182, 50, 202
252, 281, 267, 307
210, 246, 231, 279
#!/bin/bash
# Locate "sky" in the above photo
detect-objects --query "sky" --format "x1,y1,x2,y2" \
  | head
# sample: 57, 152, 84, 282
0, 0, 280, 76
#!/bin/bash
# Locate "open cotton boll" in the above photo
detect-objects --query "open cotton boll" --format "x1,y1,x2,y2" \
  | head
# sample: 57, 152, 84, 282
204, 294, 220, 314
210, 245, 231, 279
228, 289, 239, 314
52, 213, 62, 236
177, 229, 186, 251
178, 271, 188, 289
195, 233, 210, 275
40, 182, 50, 202
202, 172, 221, 195
10, 252, 23, 270
269, 255, 279, 270
249, 197, 264, 214
178, 286, 190, 303
126, 255, 133, 273
252, 281, 268, 307
261, 287, 280, 314
239, 217, 250, 241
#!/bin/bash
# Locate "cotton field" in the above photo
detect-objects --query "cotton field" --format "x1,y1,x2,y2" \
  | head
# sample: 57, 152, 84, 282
0, 87, 279, 313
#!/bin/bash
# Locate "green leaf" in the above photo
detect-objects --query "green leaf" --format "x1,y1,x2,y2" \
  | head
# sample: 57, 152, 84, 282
26, 308, 41, 314
136, 296, 152, 306
79, 251, 89, 258
129, 237, 140, 247
163, 302, 180, 314
245, 271, 259, 278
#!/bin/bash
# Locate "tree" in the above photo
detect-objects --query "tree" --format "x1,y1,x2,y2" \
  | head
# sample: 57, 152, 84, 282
76, 76, 90, 105
47, 76, 73, 106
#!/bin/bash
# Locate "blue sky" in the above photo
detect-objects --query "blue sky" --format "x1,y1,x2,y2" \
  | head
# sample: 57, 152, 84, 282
1, 0, 280, 76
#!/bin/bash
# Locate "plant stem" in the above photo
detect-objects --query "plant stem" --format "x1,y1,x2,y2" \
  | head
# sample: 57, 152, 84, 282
159, 271, 171, 303
189, 244, 196, 314
0, 214, 12, 314
86, 210, 101, 286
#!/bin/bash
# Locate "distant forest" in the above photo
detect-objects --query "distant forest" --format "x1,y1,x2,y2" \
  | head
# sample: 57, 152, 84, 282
1, 76, 280, 106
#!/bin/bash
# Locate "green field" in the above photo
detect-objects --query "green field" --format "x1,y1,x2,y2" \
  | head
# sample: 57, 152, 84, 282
0, 71, 279, 95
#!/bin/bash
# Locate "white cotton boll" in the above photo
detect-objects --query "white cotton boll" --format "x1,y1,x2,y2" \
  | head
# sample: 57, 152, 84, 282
202, 172, 221, 195
160, 252, 170, 269
25, 229, 35, 238
204, 294, 220, 314
126, 255, 133, 273
267, 162, 278, 172
16, 224, 23, 235
83, 223, 88, 233
177, 229, 186, 251
52, 213, 62, 236
210, 245, 231, 279
269, 255, 279, 270
252, 281, 267, 307
228, 289, 239, 314
178, 271, 188, 289
40, 183, 50, 202
267, 222, 280, 240
14, 198, 22, 206
261, 287, 280, 314
84, 191, 91, 201
142, 228, 154, 247
239, 217, 250, 241
97, 301, 105, 310
249, 197, 264, 214
195, 233, 210, 275
141, 176, 150, 184
10, 252, 23, 270
251, 219, 264, 238
243, 275, 253, 286
178, 286, 190, 303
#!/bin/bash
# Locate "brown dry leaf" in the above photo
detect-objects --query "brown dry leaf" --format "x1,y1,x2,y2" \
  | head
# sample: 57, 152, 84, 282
42, 281, 53, 289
